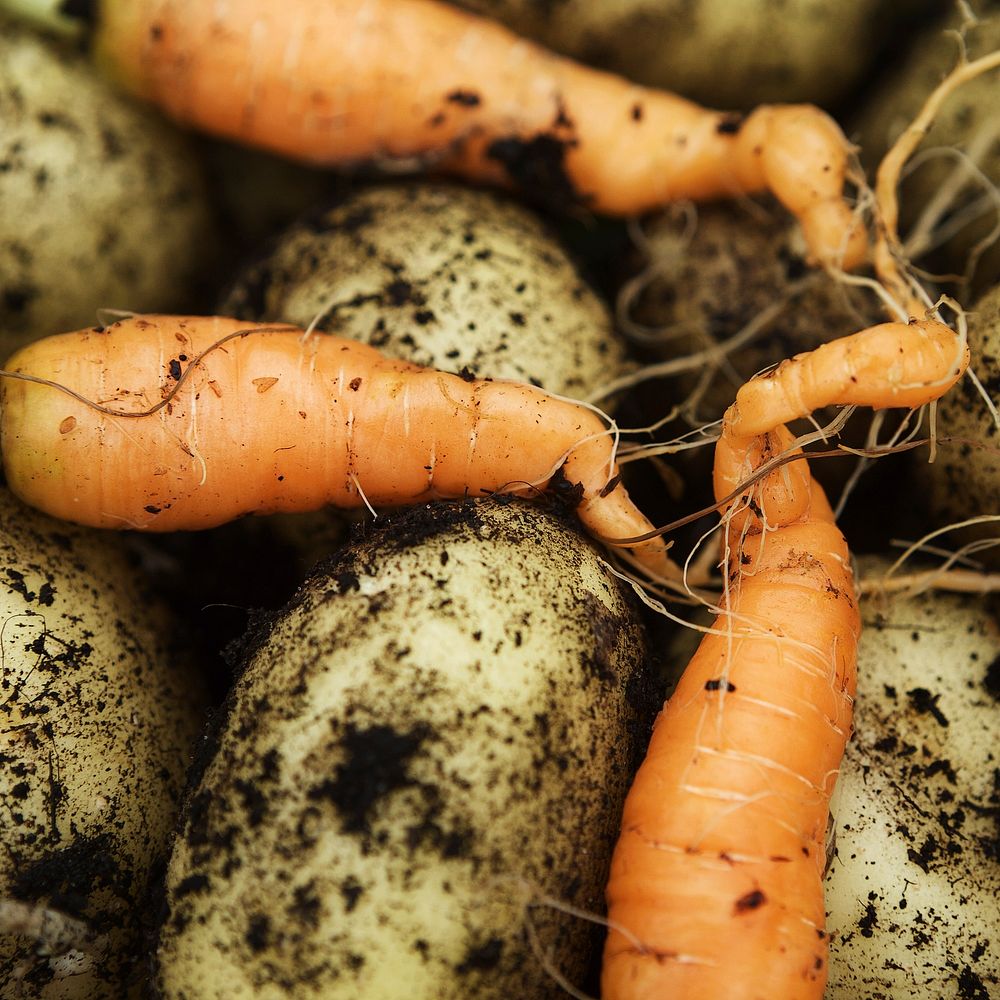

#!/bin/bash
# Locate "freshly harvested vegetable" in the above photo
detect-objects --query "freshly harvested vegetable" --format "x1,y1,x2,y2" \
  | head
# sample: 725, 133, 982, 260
219, 179, 640, 576
0, 314, 669, 574
154, 498, 652, 998
825, 557, 1000, 999
0, 16, 216, 355
0, 486, 208, 997
602, 317, 969, 999
220, 182, 632, 398
7, 0, 866, 270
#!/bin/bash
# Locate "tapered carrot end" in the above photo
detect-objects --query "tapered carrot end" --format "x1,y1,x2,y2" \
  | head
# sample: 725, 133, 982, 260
725, 318, 970, 441
574, 488, 678, 581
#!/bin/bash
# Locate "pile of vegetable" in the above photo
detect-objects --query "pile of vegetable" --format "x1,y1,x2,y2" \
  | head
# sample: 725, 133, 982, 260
1, 1, 997, 998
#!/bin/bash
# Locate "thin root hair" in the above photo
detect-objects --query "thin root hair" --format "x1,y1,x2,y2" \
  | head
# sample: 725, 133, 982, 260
615, 204, 700, 345
604, 558, 741, 635
600, 407, 861, 552
94, 307, 137, 328
589, 276, 817, 406
833, 409, 887, 518
535, 385, 623, 478
872, 45, 1000, 316
609, 548, 715, 608
522, 908, 596, 1000
616, 424, 722, 465
350, 473, 379, 519
861, 546, 1000, 598
888, 536, 991, 571
902, 131, 1000, 274
834, 401, 941, 516
882, 513, 1000, 581
598, 445, 850, 550
963, 363, 1000, 431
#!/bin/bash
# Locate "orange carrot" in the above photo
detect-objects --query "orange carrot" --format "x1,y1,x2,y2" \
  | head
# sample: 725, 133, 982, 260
45, 0, 866, 268
601, 317, 968, 999
0, 314, 669, 573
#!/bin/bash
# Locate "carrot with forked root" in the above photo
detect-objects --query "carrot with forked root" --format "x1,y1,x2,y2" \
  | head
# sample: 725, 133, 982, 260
601, 316, 969, 1000
14, 0, 867, 270
0, 314, 670, 574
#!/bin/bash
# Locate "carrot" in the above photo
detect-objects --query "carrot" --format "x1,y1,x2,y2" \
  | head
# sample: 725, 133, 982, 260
0, 314, 670, 574
21, 0, 866, 269
600, 316, 968, 1000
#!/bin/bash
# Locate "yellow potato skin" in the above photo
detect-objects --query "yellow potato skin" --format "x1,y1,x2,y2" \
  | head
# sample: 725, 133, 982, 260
825, 556, 1000, 998
220, 181, 632, 400
155, 499, 652, 999
0, 487, 208, 998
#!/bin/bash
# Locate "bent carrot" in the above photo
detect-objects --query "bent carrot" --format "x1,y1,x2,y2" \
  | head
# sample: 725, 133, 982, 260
601, 317, 967, 1000
0, 314, 669, 574
39, 0, 865, 268
727, 318, 971, 436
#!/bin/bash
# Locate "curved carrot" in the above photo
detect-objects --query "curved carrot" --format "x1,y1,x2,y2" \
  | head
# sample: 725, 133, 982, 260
58, 0, 867, 268
727, 318, 971, 436
0, 314, 669, 574
601, 318, 968, 999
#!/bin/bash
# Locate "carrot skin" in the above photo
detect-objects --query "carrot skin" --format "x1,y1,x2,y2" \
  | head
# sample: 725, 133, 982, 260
602, 316, 970, 999
91, 0, 865, 268
603, 432, 859, 1000
0, 315, 668, 572
727, 319, 970, 437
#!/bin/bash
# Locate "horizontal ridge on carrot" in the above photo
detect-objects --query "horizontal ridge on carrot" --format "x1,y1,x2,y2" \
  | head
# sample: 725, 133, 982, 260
0, 314, 669, 573
10, 0, 866, 269
601, 316, 968, 999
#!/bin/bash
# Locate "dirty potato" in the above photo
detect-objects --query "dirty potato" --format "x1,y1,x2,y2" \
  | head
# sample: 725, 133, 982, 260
220, 182, 631, 398
825, 558, 1000, 998
0, 487, 208, 997
0, 17, 217, 355
154, 499, 653, 999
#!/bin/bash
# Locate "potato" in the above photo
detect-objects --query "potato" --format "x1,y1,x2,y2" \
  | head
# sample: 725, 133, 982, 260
219, 182, 631, 398
154, 499, 653, 999
454, 0, 937, 110
0, 18, 218, 354
0, 488, 209, 997
824, 559, 1000, 998
912, 282, 1000, 567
